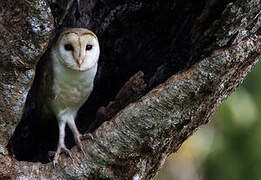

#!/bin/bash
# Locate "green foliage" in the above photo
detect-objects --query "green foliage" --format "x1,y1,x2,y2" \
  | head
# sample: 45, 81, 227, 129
155, 59, 261, 180
203, 59, 261, 180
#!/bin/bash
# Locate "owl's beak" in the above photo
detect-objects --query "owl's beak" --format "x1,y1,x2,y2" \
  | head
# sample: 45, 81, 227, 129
77, 59, 84, 68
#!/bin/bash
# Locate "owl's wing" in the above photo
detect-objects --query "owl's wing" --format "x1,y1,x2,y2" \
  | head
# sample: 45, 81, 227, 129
36, 54, 55, 119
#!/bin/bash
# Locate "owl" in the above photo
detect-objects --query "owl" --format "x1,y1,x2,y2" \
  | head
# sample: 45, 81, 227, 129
37, 28, 100, 165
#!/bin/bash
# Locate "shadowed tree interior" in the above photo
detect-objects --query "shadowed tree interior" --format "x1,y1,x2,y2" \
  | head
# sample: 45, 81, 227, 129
7, 0, 242, 164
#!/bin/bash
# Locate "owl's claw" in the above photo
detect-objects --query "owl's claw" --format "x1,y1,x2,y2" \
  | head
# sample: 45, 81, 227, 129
50, 145, 72, 167
80, 133, 94, 141
75, 138, 87, 159
74, 133, 94, 159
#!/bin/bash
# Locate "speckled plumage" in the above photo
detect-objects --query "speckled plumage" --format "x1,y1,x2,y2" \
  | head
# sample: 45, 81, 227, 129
37, 28, 99, 165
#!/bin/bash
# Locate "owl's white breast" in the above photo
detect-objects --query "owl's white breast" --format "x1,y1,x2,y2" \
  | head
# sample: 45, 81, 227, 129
49, 50, 97, 117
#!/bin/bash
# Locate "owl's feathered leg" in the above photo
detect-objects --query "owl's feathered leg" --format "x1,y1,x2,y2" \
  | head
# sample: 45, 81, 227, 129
53, 121, 72, 166
67, 119, 87, 158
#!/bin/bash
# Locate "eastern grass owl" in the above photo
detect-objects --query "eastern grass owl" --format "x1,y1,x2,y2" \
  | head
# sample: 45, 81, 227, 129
37, 28, 100, 165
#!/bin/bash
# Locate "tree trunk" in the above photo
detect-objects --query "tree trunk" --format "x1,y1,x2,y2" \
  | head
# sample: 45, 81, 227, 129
0, 0, 260, 179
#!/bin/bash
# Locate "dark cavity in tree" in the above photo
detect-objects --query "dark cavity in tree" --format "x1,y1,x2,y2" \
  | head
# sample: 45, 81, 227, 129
9, 0, 226, 163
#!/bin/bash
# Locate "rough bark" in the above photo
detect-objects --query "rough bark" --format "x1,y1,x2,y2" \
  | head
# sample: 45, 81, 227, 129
0, 0, 53, 178
0, 0, 261, 179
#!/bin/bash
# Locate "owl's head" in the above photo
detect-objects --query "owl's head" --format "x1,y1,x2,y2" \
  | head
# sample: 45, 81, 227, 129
54, 28, 100, 71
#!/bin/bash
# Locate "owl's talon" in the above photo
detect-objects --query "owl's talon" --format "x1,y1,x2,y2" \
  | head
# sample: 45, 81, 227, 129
76, 141, 87, 158
73, 134, 87, 158
80, 133, 94, 141
51, 145, 72, 166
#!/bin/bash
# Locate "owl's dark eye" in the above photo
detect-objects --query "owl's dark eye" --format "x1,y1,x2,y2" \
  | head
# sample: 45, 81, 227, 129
86, 45, 93, 51
64, 44, 74, 51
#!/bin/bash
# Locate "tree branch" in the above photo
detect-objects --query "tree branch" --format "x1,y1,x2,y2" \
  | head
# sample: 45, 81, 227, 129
0, 0, 261, 179
6, 33, 261, 180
